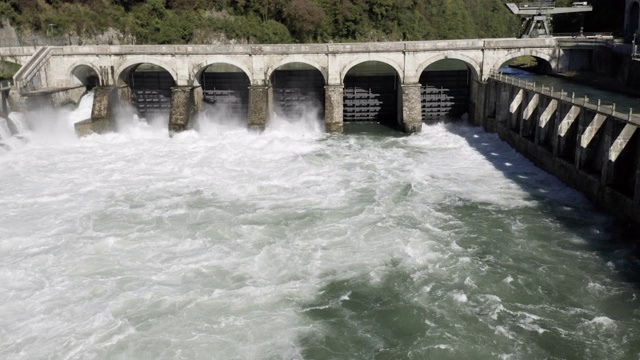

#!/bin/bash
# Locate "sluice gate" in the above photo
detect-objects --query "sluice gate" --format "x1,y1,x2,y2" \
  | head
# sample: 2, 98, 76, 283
343, 61, 399, 128
420, 70, 470, 122
201, 68, 250, 119
343, 76, 397, 123
271, 68, 324, 118
129, 66, 174, 116
486, 73, 640, 223
420, 60, 471, 122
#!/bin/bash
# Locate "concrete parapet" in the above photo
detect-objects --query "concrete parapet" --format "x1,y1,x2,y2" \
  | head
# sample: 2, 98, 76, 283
401, 84, 422, 133
324, 85, 343, 133
248, 85, 269, 132
168, 86, 194, 132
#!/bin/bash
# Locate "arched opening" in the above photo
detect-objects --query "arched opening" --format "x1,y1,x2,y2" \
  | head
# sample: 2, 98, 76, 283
71, 65, 99, 91
0, 60, 21, 81
630, 2, 640, 37
119, 63, 175, 117
498, 56, 553, 75
269, 62, 325, 119
343, 61, 400, 128
198, 63, 251, 121
419, 59, 472, 122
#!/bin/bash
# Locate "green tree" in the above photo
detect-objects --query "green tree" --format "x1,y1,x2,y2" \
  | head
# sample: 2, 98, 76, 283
430, 0, 478, 39
283, 0, 325, 41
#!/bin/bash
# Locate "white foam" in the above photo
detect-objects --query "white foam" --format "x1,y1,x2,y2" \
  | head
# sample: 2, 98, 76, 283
191, 103, 248, 135
0, 110, 625, 358
516, 312, 547, 334
0, 116, 27, 150
451, 291, 468, 303
8, 112, 29, 134
586, 316, 617, 330
0, 117, 13, 139
68, 91, 95, 126
21, 92, 96, 146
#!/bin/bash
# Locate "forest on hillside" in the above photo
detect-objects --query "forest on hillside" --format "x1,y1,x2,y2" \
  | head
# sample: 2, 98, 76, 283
0, 0, 627, 45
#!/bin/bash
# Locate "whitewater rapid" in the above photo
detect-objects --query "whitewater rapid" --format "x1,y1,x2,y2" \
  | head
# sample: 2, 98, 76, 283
0, 96, 639, 359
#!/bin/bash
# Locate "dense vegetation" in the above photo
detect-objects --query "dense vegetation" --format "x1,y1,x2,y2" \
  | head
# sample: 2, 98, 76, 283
0, 0, 626, 45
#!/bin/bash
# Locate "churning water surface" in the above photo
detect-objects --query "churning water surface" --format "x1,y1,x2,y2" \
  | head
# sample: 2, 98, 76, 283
1, 95, 640, 359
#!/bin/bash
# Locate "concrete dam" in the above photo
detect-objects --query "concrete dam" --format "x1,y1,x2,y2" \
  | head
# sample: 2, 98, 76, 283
1, 38, 569, 134
4, 37, 640, 358
1, 37, 640, 226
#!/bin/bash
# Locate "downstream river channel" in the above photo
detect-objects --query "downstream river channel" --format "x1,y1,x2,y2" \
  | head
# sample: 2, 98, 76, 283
1, 94, 640, 359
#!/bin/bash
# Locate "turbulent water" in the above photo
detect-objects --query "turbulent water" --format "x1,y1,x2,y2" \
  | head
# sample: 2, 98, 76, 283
1, 95, 640, 360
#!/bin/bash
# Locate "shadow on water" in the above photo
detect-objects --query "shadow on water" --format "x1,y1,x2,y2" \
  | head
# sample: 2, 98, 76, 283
446, 122, 640, 287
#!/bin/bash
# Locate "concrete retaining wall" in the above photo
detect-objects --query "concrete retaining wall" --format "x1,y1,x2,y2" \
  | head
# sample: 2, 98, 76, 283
484, 74, 640, 224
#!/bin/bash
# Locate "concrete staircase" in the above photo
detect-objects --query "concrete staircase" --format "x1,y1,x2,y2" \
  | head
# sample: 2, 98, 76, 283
12, 46, 51, 93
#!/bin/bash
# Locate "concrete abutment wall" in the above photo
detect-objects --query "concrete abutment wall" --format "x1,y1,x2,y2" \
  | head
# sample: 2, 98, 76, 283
484, 75, 640, 224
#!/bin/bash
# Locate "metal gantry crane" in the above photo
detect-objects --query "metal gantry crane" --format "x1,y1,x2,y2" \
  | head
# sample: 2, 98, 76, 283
505, 1, 593, 38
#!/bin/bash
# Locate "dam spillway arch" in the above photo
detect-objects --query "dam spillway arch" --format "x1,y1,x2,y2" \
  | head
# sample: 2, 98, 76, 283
196, 63, 251, 123
4, 38, 572, 134
493, 51, 556, 75
118, 63, 176, 118
343, 61, 401, 129
419, 59, 473, 123
70, 64, 100, 91
270, 62, 325, 120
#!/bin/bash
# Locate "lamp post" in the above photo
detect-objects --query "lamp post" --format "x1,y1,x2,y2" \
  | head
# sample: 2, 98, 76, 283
48, 23, 56, 44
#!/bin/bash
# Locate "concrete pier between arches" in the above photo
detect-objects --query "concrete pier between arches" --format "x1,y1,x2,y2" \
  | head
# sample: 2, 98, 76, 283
75, 86, 117, 136
324, 85, 343, 133
401, 84, 423, 133
168, 86, 194, 132
0, 90, 8, 118
248, 85, 269, 132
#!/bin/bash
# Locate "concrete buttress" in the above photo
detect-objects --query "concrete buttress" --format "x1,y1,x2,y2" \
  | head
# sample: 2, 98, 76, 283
248, 85, 269, 132
0, 90, 8, 118
324, 85, 344, 133
75, 86, 116, 136
401, 84, 423, 133
169, 86, 194, 132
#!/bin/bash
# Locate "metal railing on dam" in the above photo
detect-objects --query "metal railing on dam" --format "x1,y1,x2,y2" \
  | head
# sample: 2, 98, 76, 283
26, 38, 557, 55
484, 73, 640, 224
492, 72, 640, 121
